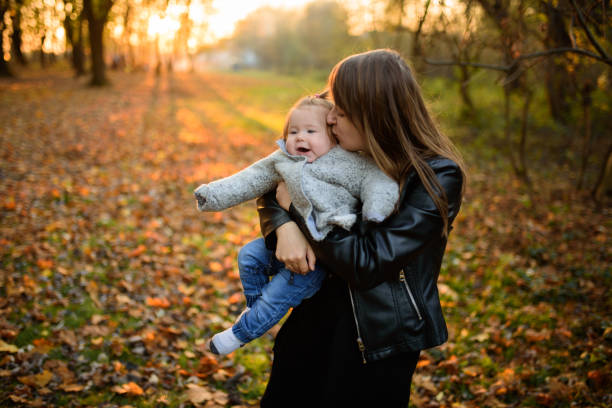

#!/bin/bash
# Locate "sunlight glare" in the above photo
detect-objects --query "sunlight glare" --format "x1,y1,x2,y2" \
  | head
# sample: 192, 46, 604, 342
147, 15, 181, 37
207, 0, 315, 41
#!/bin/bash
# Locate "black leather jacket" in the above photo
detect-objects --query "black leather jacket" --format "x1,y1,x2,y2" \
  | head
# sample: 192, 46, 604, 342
257, 157, 463, 362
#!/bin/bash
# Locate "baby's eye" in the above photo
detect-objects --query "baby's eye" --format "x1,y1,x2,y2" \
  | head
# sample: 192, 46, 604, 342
307, 129, 317, 133
289, 130, 297, 134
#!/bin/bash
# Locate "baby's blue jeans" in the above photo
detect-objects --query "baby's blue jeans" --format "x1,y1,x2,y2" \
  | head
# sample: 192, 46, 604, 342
232, 238, 326, 344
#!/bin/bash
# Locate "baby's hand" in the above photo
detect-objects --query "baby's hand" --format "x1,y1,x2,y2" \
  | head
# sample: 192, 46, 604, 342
194, 184, 208, 211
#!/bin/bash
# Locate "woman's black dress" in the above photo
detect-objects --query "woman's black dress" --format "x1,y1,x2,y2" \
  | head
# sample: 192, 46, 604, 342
260, 272, 420, 408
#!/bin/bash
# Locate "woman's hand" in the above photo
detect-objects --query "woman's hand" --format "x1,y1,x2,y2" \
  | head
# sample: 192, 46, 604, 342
276, 181, 292, 212
275, 222, 316, 275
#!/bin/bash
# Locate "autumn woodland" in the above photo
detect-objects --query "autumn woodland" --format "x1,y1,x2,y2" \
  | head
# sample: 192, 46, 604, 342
0, 0, 611, 407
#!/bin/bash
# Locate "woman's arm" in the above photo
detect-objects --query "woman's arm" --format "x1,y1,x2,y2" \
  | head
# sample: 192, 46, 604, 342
289, 159, 463, 289
256, 189, 316, 274
256, 190, 292, 250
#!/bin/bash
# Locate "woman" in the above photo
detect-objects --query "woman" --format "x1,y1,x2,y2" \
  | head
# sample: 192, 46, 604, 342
256, 49, 466, 407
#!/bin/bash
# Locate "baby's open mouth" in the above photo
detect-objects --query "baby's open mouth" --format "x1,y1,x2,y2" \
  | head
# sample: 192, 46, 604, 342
296, 147, 310, 153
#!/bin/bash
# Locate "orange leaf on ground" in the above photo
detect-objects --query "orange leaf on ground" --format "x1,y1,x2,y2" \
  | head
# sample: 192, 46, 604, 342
146, 297, 170, 308
129, 245, 146, 257
495, 386, 508, 395
18, 370, 53, 387
536, 393, 554, 406
228, 292, 243, 304
209, 261, 224, 272
32, 338, 54, 353
114, 361, 126, 374
23, 275, 37, 290
111, 382, 144, 395
524, 328, 551, 342
36, 259, 53, 269
59, 384, 84, 392
416, 359, 431, 368
3, 197, 16, 210
198, 354, 219, 376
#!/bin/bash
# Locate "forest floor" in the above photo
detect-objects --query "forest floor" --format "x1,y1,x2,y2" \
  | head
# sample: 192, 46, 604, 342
0, 67, 610, 407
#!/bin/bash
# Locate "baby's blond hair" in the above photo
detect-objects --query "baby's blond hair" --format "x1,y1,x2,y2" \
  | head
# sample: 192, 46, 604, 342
282, 94, 334, 142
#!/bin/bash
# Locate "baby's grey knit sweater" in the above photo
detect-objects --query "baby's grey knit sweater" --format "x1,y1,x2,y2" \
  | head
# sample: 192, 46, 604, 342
194, 141, 399, 240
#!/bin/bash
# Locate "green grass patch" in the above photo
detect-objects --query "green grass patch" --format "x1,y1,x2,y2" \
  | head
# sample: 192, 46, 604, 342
63, 295, 103, 329
15, 323, 44, 347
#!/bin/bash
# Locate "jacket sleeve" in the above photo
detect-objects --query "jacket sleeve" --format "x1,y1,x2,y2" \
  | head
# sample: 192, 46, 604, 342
256, 191, 294, 251
194, 150, 283, 212
290, 159, 463, 290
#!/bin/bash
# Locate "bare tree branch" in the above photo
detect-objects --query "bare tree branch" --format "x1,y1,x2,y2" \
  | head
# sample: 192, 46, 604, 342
424, 59, 509, 71
569, 0, 610, 60
426, 46, 612, 73
514, 47, 611, 66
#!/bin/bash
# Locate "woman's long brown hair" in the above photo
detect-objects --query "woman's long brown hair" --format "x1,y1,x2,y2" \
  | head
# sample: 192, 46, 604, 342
328, 49, 466, 236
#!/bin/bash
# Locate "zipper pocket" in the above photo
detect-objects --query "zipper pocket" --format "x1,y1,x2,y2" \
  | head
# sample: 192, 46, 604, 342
399, 270, 423, 321
347, 285, 367, 364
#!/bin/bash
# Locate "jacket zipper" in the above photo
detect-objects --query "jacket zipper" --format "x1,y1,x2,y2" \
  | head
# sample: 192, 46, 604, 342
399, 270, 423, 320
347, 286, 367, 364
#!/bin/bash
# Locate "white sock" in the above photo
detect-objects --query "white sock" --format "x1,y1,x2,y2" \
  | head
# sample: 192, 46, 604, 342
211, 327, 243, 355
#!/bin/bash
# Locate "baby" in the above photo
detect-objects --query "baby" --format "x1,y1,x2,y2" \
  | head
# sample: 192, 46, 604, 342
194, 95, 398, 354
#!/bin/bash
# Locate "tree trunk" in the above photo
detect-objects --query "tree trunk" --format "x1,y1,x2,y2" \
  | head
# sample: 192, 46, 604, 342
39, 34, 46, 68
67, 13, 87, 76
74, 16, 86, 76
10, 1, 27, 66
518, 90, 533, 188
592, 143, 612, 203
88, 19, 107, 85
123, 3, 135, 68
577, 81, 593, 190
64, 0, 86, 76
459, 64, 475, 117
543, 1, 573, 123
412, 0, 431, 60
504, 88, 520, 177
83, 0, 113, 86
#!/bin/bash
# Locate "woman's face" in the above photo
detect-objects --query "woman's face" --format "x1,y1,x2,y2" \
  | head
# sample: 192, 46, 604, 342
326, 106, 367, 153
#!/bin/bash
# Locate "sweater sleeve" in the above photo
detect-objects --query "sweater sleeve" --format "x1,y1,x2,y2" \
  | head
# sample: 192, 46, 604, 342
194, 150, 283, 211
360, 161, 400, 223
290, 159, 463, 290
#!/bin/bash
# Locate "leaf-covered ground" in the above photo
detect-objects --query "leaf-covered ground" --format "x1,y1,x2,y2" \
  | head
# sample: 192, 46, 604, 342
1, 67, 610, 407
